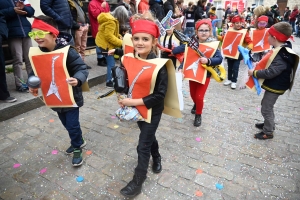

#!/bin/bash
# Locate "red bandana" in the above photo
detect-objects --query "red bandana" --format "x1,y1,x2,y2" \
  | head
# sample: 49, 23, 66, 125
32, 18, 59, 36
130, 19, 159, 38
268, 26, 294, 42
231, 15, 242, 23
195, 19, 212, 30
257, 16, 268, 22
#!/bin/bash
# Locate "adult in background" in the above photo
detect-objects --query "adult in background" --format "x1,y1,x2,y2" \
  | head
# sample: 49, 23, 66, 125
289, 5, 299, 33
183, 2, 196, 37
216, 6, 223, 28
224, 4, 231, 21
95, 6, 128, 88
283, 7, 291, 22
0, 11, 17, 103
149, 0, 165, 21
194, 0, 207, 22
1, 0, 35, 92
164, 0, 182, 19
40, 0, 72, 33
68, 0, 91, 69
117, 0, 133, 17
88, 0, 110, 66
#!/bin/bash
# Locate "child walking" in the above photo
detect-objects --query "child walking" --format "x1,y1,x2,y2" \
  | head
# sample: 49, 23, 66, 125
28, 15, 89, 166
248, 22, 299, 139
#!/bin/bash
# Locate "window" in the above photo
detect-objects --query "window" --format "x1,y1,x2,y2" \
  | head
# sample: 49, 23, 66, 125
255, 0, 264, 6
214, 1, 222, 9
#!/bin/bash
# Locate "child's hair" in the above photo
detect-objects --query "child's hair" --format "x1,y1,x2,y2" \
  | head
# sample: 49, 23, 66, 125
120, 25, 129, 35
273, 22, 292, 38
34, 15, 58, 29
130, 11, 156, 22
253, 5, 266, 18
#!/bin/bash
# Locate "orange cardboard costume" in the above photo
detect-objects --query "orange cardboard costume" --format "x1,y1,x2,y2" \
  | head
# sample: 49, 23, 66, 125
251, 28, 271, 53
221, 29, 247, 59
122, 33, 134, 55
29, 46, 77, 107
122, 53, 182, 123
183, 41, 219, 84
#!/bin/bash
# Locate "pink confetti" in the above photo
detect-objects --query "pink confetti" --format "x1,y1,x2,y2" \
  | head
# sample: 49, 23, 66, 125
40, 168, 47, 174
256, 107, 260, 111
13, 163, 21, 168
239, 107, 244, 110
111, 116, 116, 119
52, 150, 58, 155
195, 137, 201, 142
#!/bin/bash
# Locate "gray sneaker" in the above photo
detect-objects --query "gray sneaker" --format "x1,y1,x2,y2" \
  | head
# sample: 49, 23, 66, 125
66, 138, 86, 154
2, 96, 17, 103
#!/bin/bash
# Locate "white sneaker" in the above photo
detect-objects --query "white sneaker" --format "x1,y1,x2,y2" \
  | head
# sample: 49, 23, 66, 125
223, 80, 231, 86
231, 82, 237, 89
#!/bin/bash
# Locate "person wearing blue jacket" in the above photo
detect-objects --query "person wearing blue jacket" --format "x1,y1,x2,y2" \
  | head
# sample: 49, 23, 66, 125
1, 0, 35, 92
40, 0, 73, 33
0, 11, 17, 103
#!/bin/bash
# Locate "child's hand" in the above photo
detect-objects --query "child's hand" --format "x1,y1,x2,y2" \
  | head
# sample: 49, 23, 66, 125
108, 49, 115, 55
248, 69, 254, 76
200, 57, 208, 64
66, 77, 78, 86
119, 98, 132, 107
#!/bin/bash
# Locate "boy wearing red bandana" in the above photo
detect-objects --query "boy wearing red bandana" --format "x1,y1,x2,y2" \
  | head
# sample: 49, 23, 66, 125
27, 16, 89, 165
248, 22, 299, 140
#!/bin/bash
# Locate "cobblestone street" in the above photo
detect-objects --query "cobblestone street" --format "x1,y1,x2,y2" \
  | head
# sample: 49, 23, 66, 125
0, 40, 300, 199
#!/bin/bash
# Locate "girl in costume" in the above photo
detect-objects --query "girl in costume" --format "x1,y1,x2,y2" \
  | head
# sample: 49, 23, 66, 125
218, 15, 253, 89
110, 11, 181, 198
173, 19, 223, 127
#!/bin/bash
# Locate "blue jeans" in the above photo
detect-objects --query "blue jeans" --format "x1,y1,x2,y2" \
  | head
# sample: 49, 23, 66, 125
290, 21, 295, 32
103, 53, 115, 82
57, 108, 83, 148
0, 35, 10, 100
227, 55, 242, 83
96, 46, 104, 59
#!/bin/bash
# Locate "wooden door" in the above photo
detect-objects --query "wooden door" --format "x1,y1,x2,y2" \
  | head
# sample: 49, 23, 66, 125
277, 0, 287, 18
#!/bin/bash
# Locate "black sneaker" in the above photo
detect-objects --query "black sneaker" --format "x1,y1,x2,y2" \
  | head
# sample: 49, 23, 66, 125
16, 85, 29, 93
1, 96, 17, 103
106, 81, 113, 88
255, 123, 264, 129
72, 148, 83, 166
65, 138, 86, 154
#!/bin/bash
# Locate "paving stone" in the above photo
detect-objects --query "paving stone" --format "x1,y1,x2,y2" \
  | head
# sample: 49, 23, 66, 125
157, 172, 178, 188
0, 139, 13, 151
237, 155, 266, 169
194, 173, 218, 190
289, 145, 300, 155
40, 189, 75, 200
188, 159, 211, 172
172, 177, 199, 197
102, 164, 126, 180
268, 175, 297, 192
259, 183, 286, 197
203, 155, 225, 167
0, 186, 28, 200
208, 166, 234, 180
222, 181, 245, 199
233, 175, 259, 190
285, 162, 300, 171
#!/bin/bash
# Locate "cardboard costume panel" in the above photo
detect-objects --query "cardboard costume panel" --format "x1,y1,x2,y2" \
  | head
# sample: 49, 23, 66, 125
183, 41, 219, 84
122, 33, 134, 55
222, 29, 247, 59
251, 28, 271, 53
29, 46, 77, 107
122, 53, 182, 123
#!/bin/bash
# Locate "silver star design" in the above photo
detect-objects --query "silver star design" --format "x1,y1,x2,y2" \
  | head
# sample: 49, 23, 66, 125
186, 58, 201, 77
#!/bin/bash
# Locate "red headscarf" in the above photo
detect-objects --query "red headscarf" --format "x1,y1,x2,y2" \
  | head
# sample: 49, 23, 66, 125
195, 19, 212, 30
268, 26, 294, 42
257, 16, 268, 22
231, 15, 243, 23
32, 18, 59, 36
130, 19, 160, 38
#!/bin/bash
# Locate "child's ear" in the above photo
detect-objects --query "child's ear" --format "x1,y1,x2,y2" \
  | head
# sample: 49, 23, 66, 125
153, 38, 158, 46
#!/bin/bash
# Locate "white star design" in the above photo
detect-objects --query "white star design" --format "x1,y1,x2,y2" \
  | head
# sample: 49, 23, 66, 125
186, 58, 201, 77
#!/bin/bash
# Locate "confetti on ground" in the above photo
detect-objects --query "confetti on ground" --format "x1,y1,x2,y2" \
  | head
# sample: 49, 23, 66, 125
216, 183, 224, 190
52, 150, 58, 155
177, 118, 183, 122
196, 169, 203, 174
49, 119, 54, 123
86, 150, 92, 155
239, 108, 244, 110
195, 137, 201, 142
111, 116, 116, 119
195, 190, 203, 197
76, 176, 84, 182
114, 125, 119, 129
257, 107, 260, 111
13, 163, 21, 168
40, 168, 47, 174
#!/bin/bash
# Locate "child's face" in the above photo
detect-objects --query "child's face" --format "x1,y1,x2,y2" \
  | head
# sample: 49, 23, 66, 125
197, 24, 211, 42
257, 21, 268, 30
268, 33, 275, 46
233, 22, 242, 30
131, 32, 157, 59
31, 28, 56, 50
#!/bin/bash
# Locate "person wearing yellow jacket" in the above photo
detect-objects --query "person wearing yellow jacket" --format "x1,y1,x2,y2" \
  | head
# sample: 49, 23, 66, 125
95, 6, 128, 88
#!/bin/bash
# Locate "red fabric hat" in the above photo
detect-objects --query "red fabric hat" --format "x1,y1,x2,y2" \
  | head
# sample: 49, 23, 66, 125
195, 19, 212, 30
231, 15, 242, 23
257, 16, 268, 22
268, 26, 294, 42
130, 19, 160, 38
32, 18, 59, 36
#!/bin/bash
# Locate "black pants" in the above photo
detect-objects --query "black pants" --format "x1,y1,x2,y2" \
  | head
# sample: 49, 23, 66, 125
226, 54, 243, 83
0, 35, 10, 100
135, 113, 162, 176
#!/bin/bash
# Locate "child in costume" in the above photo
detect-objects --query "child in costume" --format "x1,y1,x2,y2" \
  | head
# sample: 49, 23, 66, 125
27, 16, 89, 166
219, 15, 253, 89
180, 19, 223, 127
110, 11, 181, 198
248, 22, 299, 140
